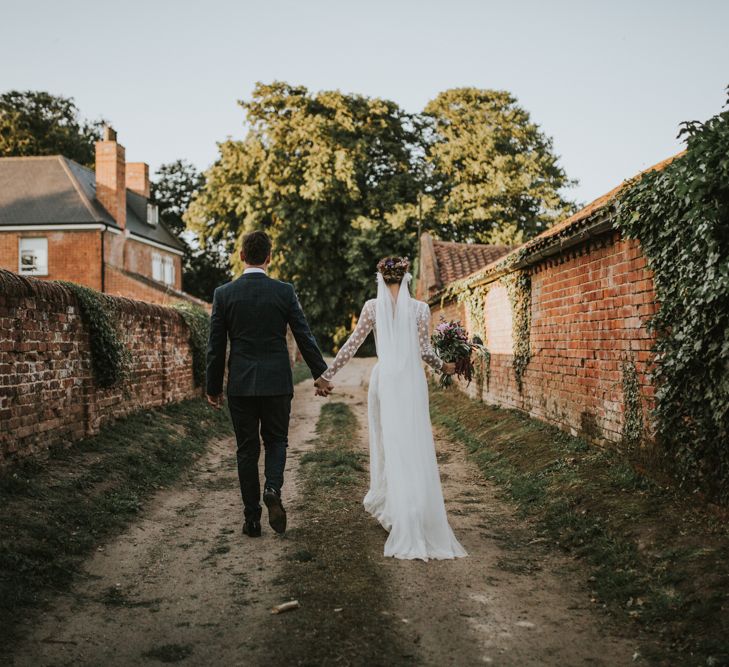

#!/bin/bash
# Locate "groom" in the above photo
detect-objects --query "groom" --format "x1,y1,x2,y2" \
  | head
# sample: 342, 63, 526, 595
206, 230, 333, 537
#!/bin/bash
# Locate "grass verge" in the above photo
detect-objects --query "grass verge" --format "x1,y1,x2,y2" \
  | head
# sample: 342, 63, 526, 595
430, 386, 729, 666
0, 398, 232, 648
263, 402, 416, 666
292, 360, 313, 386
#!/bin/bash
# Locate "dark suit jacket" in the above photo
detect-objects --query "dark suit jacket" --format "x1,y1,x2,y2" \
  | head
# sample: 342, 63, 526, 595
206, 272, 328, 397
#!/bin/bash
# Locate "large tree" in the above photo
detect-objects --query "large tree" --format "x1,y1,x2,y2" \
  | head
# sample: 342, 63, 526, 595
151, 160, 231, 302
0, 91, 105, 166
185, 82, 421, 347
423, 88, 576, 245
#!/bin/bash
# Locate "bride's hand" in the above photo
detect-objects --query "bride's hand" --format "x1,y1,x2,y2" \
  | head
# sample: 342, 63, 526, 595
314, 376, 334, 396
442, 362, 456, 375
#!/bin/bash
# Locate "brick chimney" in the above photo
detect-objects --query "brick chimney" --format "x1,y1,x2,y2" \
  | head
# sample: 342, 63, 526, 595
95, 126, 126, 229
126, 162, 150, 198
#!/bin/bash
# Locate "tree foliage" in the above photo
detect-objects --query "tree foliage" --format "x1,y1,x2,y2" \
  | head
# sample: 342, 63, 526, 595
152, 160, 204, 236
0, 91, 105, 166
185, 82, 421, 347
423, 88, 576, 245
151, 160, 231, 302
615, 90, 729, 501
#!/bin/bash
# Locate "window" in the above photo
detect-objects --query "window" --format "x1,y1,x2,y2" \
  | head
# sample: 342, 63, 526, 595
152, 252, 175, 286
152, 252, 163, 281
147, 203, 159, 226
19, 237, 48, 275
163, 256, 175, 286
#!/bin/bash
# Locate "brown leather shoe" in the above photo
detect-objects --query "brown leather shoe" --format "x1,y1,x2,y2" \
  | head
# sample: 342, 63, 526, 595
263, 487, 287, 534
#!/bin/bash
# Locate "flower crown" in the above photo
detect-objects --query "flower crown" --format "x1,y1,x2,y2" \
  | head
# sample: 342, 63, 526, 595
377, 256, 411, 283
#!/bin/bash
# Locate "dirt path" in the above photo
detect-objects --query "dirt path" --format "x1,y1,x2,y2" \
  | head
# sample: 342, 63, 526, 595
326, 359, 640, 667
11, 358, 640, 666
9, 381, 325, 667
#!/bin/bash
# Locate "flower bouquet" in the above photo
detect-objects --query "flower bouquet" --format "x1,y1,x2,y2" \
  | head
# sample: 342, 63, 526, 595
431, 318, 479, 388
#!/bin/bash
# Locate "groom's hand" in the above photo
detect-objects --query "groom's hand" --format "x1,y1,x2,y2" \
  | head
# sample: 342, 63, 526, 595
206, 393, 224, 410
314, 376, 334, 397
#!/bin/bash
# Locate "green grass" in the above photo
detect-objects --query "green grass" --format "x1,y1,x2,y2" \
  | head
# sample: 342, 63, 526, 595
261, 401, 414, 665
430, 385, 729, 665
300, 402, 366, 486
292, 360, 312, 386
0, 398, 233, 646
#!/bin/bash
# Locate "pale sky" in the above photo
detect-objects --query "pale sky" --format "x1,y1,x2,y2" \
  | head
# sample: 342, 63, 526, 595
2, 0, 727, 206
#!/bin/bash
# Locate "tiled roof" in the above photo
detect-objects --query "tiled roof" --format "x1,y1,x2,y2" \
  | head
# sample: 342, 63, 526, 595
0, 155, 184, 251
126, 189, 185, 251
0, 156, 117, 226
432, 239, 513, 285
517, 152, 683, 261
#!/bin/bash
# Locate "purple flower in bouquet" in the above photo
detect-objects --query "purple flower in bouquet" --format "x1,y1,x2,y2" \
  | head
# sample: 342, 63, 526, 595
430, 317, 477, 388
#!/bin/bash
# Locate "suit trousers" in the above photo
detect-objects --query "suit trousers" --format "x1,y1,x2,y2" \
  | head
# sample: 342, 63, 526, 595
227, 394, 293, 521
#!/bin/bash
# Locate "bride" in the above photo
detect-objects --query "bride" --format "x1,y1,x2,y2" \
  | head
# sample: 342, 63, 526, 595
320, 257, 467, 561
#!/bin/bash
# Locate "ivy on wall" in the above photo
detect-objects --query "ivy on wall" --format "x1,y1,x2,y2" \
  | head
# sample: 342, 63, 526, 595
438, 251, 532, 393
621, 359, 644, 449
477, 345, 491, 396
463, 284, 491, 397
172, 302, 211, 387
59, 282, 128, 388
614, 91, 729, 500
502, 269, 532, 392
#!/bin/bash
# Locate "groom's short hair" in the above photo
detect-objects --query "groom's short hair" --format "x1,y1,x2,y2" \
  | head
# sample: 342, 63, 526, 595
242, 230, 272, 265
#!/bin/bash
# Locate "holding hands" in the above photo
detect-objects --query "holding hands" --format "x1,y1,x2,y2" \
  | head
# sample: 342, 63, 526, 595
314, 376, 334, 397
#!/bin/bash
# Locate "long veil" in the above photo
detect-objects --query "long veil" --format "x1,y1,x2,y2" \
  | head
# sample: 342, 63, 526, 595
374, 271, 415, 376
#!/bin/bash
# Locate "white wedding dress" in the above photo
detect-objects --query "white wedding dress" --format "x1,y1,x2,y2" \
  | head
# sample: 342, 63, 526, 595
322, 272, 467, 561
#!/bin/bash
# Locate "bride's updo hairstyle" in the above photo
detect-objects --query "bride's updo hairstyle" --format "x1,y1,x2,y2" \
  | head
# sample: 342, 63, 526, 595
377, 256, 410, 284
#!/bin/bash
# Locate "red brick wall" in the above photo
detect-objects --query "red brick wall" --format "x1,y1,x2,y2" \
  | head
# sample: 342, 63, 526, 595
431, 231, 657, 446
95, 138, 126, 229
431, 299, 466, 328
122, 237, 183, 291
416, 235, 438, 301
0, 230, 102, 290
1, 231, 189, 307
0, 269, 201, 466
103, 229, 125, 268
103, 264, 207, 310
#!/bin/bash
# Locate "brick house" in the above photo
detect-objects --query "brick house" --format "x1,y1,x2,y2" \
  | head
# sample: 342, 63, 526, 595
416, 232, 513, 301
0, 128, 204, 307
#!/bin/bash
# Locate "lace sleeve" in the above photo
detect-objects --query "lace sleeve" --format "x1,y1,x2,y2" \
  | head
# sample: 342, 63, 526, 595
417, 303, 444, 371
321, 302, 375, 381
